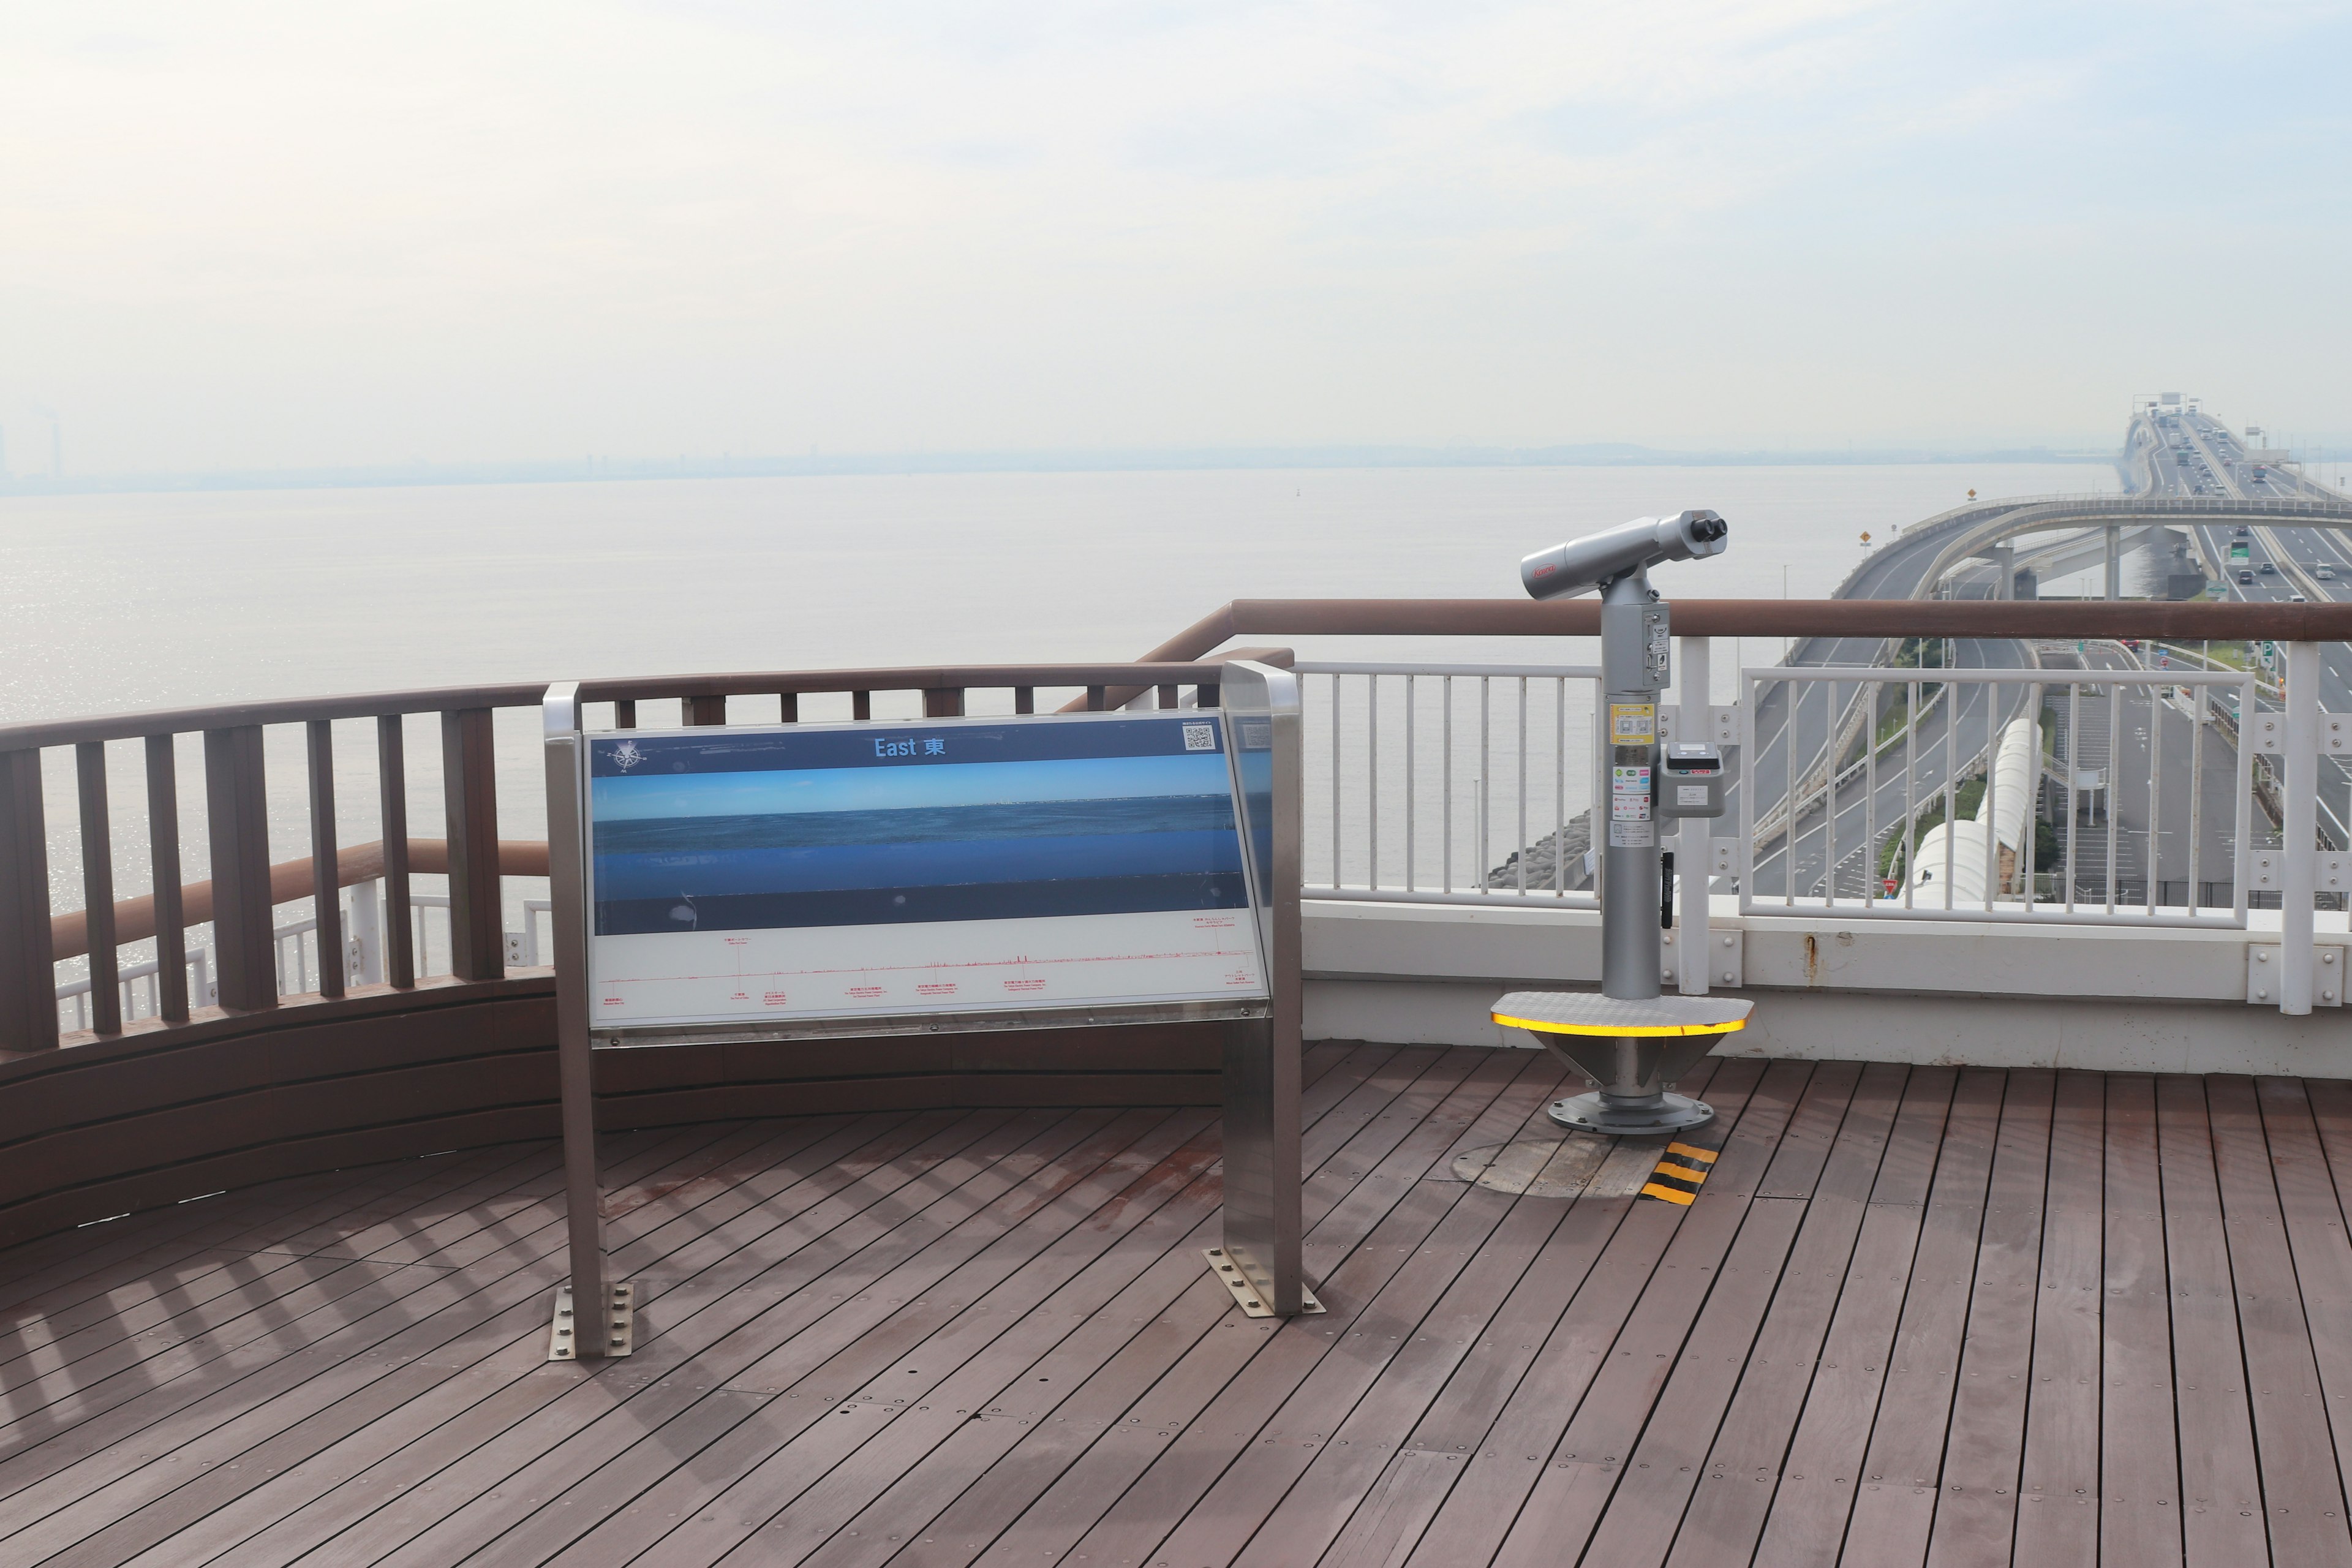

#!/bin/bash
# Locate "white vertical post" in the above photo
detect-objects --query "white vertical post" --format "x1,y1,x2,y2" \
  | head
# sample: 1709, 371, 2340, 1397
2282, 642, 2318, 1014
348, 878, 383, 986
1679, 635, 1711, 993
2104, 526, 2120, 600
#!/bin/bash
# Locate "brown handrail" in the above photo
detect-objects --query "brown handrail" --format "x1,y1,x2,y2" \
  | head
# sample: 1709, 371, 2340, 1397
0, 660, 1266, 753
1130, 598, 2352, 663
49, 838, 552, 963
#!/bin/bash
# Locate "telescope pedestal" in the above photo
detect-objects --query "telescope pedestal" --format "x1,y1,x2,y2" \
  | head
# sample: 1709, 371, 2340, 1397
1547, 1086, 1716, 1137
1491, 992, 1753, 1137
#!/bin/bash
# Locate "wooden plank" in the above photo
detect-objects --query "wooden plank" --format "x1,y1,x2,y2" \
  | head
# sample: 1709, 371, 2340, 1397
306, 720, 344, 1000
0, 1126, 570, 1314
0, 1140, 560, 1401
0, 1116, 765, 1528
607, 1090, 1314, 1567
37, 1112, 1060, 1568
686, 695, 726, 726
2255, 1077, 2352, 1534
294, 1052, 1380, 1568
2302, 1076, 2352, 1214
0, 1153, 544, 1422
377, 714, 413, 990
778, 693, 799, 723
2205, 1074, 2352, 1565
1395, 1058, 1782, 1568
1657, 1061, 1916, 1568
938, 1049, 1545, 1568
0, 1048, 1580, 1561
0, 1120, 815, 1561
1577, 1061, 1902, 1568
143, 734, 189, 1023
2097, 1075, 2181, 1568
0, 1124, 733, 1446
1759, 1067, 1997, 1568
851, 1060, 1595, 1568
1027, 1049, 1551, 1568
439, 708, 502, 982
1484, 1060, 1833, 1568
1127, 1056, 1572, 1568
1311, 1069, 1732, 1568
924, 688, 965, 718
1931, 1068, 2060, 1568
0, 746, 57, 1050
75, 741, 121, 1035
234, 1053, 1392, 1568
609, 1054, 1528, 1568
202, 724, 276, 1012
358, 1109, 1199, 1568
258, 1109, 1126, 1565
803, 1045, 1469, 1568
2152, 1076, 2268, 1568
0, 1114, 928, 1556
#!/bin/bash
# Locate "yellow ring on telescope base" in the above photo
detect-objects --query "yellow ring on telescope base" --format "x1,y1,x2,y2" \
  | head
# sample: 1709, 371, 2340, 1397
1491, 1012, 1749, 1039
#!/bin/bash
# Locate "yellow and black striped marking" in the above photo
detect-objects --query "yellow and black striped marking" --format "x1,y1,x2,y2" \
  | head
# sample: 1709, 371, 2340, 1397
1639, 1140, 1720, 1206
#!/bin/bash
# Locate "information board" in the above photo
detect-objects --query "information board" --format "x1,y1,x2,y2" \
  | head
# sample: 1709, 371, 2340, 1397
578, 712, 1271, 1034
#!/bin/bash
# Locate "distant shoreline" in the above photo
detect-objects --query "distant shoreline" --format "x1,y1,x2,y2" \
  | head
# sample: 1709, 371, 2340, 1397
0, 445, 2126, 499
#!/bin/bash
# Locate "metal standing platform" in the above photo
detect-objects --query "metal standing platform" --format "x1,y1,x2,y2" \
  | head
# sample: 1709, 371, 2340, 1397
1492, 990, 1754, 1135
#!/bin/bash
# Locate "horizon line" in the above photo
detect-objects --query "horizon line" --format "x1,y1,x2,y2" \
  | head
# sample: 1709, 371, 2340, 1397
0, 440, 2130, 499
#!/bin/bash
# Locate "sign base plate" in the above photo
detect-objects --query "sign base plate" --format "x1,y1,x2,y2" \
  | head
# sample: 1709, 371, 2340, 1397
548, 1281, 636, 1361
1204, 1247, 1325, 1319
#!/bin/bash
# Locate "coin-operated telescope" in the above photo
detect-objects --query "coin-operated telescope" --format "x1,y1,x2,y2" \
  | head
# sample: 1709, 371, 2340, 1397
1492, 511, 1752, 1137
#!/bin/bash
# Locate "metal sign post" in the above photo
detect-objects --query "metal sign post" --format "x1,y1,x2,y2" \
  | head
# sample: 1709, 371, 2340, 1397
543, 682, 631, 1360
1207, 662, 1319, 1318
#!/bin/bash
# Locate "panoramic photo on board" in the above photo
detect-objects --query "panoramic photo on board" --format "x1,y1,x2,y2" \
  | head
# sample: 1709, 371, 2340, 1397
3, 6, 2349, 1566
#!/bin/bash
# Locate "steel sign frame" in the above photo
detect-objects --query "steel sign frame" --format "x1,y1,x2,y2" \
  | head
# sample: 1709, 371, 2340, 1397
542, 668, 1313, 1354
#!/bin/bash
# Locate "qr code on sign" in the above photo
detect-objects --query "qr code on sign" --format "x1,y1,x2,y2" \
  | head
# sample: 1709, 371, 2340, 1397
1183, 723, 1216, 752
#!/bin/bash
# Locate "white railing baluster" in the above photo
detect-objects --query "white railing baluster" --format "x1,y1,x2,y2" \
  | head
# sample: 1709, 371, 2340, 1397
1368, 674, 1379, 891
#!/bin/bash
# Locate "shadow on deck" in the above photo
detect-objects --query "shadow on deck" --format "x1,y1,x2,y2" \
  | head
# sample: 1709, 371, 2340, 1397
0, 1041, 2345, 1567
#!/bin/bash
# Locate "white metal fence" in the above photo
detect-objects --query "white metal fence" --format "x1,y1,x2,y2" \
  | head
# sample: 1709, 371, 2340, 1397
1300, 662, 1605, 908
1300, 644, 2344, 936
1738, 665, 2262, 927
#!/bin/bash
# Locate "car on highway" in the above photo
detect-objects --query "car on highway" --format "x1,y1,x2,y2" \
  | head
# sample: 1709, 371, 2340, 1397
2318, 565, 2339, 581
2234, 525, 2252, 536
2261, 561, 2279, 574
2239, 569, 2256, 584
2292, 593, 2309, 603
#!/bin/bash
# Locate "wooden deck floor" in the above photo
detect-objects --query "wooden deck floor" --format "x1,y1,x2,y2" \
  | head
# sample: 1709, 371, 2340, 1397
4, 1042, 2351, 1566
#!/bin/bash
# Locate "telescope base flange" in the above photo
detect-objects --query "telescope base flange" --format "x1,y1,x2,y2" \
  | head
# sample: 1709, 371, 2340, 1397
1547, 1090, 1716, 1137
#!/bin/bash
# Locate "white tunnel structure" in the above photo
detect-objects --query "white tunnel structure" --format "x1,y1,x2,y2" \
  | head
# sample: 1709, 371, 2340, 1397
1899, 710, 2041, 905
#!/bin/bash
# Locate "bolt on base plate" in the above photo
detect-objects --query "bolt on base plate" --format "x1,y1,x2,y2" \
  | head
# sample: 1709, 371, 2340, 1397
1547, 1091, 1715, 1137
1203, 1247, 1326, 1319
548, 1281, 635, 1361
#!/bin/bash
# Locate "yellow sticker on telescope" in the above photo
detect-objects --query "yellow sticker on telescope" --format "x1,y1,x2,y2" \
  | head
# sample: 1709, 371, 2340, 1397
1609, 703, 1656, 744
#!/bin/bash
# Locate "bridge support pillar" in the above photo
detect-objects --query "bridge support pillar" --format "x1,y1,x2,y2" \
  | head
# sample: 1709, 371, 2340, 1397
2104, 526, 2120, 600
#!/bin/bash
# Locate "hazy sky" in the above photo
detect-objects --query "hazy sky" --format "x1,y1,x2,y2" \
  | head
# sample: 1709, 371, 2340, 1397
5, 1, 2349, 472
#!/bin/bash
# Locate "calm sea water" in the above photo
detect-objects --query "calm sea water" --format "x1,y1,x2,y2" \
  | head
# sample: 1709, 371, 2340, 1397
0, 462, 2116, 724
6, 462, 2116, 941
